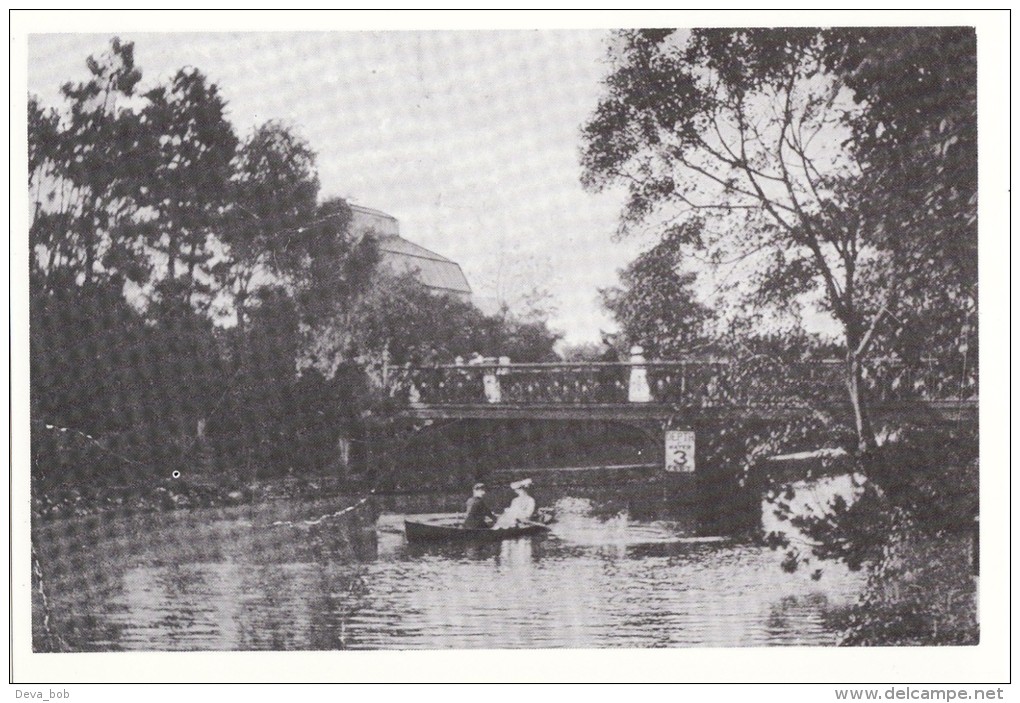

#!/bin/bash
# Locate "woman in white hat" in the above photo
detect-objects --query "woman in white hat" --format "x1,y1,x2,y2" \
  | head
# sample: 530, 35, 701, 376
495, 478, 536, 528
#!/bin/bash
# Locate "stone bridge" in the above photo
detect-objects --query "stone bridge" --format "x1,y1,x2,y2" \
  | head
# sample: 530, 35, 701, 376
377, 349, 977, 479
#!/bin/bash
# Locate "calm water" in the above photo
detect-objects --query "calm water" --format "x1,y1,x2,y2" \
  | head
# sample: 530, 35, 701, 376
33, 494, 865, 650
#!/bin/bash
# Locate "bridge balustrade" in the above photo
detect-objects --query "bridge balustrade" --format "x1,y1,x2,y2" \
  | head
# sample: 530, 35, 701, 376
385, 358, 977, 408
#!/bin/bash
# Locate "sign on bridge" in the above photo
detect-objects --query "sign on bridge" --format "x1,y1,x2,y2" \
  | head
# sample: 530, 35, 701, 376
665, 430, 696, 473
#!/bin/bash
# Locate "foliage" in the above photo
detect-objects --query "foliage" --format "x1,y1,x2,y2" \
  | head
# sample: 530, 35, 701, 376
141, 68, 237, 297
581, 28, 977, 450
600, 220, 714, 357
312, 271, 561, 371
29, 38, 149, 292
763, 425, 977, 565
296, 197, 380, 328
214, 121, 321, 325
492, 308, 563, 363
30, 279, 225, 486
822, 28, 978, 372
718, 319, 843, 362
761, 424, 978, 643
831, 531, 978, 646
823, 27, 976, 268
476, 247, 559, 323
29, 37, 562, 493
558, 341, 606, 362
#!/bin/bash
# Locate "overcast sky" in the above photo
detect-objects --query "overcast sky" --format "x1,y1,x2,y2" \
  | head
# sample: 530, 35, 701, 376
29, 31, 652, 344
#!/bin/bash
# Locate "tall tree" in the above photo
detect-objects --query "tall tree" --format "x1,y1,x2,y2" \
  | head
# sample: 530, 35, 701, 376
141, 68, 237, 306
30, 38, 149, 291
28, 95, 70, 291
581, 28, 976, 450
601, 221, 713, 357
313, 271, 560, 372
821, 28, 977, 387
215, 121, 320, 328
295, 196, 380, 328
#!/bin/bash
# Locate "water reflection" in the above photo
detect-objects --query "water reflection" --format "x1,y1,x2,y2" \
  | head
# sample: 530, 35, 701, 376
34, 494, 865, 650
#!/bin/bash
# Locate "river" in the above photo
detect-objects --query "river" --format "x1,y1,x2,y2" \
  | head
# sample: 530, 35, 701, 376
32, 492, 866, 650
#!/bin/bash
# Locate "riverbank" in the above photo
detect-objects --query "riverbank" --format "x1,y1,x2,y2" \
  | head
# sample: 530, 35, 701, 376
825, 531, 978, 646
31, 474, 372, 523
30, 460, 751, 526
760, 459, 978, 646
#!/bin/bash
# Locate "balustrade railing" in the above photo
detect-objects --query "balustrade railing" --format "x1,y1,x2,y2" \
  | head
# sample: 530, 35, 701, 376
384, 357, 977, 408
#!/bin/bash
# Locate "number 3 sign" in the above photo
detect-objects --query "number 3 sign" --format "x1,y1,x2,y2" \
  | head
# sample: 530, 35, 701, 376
665, 430, 696, 472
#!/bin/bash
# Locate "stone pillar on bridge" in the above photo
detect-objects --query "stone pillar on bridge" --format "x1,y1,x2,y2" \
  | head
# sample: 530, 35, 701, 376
628, 345, 651, 403
482, 368, 500, 404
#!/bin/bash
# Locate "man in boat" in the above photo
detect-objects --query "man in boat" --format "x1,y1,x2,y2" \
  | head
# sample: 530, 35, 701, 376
494, 478, 537, 528
463, 482, 496, 529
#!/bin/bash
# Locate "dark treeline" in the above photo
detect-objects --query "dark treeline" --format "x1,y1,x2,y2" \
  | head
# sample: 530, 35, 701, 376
29, 38, 560, 505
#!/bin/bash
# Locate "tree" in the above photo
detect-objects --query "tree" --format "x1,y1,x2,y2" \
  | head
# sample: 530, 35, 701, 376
581, 28, 976, 450
294, 196, 380, 330
29, 38, 149, 292
488, 306, 563, 362
28, 95, 74, 292
559, 341, 605, 362
27, 95, 60, 218
141, 68, 237, 305
822, 28, 977, 392
600, 220, 713, 357
30, 39, 164, 484
215, 286, 303, 477
308, 268, 561, 378
476, 246, 559, 323
215, 121, 320, 327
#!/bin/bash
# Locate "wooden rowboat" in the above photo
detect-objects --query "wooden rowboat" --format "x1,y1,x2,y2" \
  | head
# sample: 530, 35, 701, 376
404, 520, 549, 543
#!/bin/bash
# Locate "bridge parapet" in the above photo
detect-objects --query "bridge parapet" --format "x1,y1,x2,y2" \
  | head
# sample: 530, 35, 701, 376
385, 357, 977, 409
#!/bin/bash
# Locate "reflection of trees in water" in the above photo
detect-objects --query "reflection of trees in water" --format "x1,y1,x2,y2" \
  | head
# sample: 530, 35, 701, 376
153, 565, 212, 643
35, 498, 401, 650
305, 514, 379, 563
117, 563, 241, 650
258, 565, 364, 647
36, 496, 869, 650
307, 566, 371, 650
126, 561, 384, 650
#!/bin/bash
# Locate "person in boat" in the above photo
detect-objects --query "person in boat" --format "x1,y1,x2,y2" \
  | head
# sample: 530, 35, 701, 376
494, 478, 537, 528
463, 482, 496, 529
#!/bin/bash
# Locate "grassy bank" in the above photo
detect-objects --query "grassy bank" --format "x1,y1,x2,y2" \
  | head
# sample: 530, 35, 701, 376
826, 531, 978, 646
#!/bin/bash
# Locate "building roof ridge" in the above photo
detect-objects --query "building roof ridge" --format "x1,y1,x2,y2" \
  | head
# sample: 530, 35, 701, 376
377, 234, 456, 264
348, 203, 398, 221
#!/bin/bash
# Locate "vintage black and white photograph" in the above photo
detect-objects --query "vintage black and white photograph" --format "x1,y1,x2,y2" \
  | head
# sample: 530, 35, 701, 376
21, 14, 991, 665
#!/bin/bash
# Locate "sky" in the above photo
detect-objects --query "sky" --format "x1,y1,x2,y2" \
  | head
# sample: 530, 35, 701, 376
28, 30, 651, 344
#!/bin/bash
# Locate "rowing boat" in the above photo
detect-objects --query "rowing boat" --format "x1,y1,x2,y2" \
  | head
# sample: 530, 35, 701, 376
404, 519, 549, 543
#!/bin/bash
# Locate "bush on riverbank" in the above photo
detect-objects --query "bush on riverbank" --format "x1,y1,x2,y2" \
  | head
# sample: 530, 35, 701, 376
826, 532, 977, 645
762, 423, 978, 646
